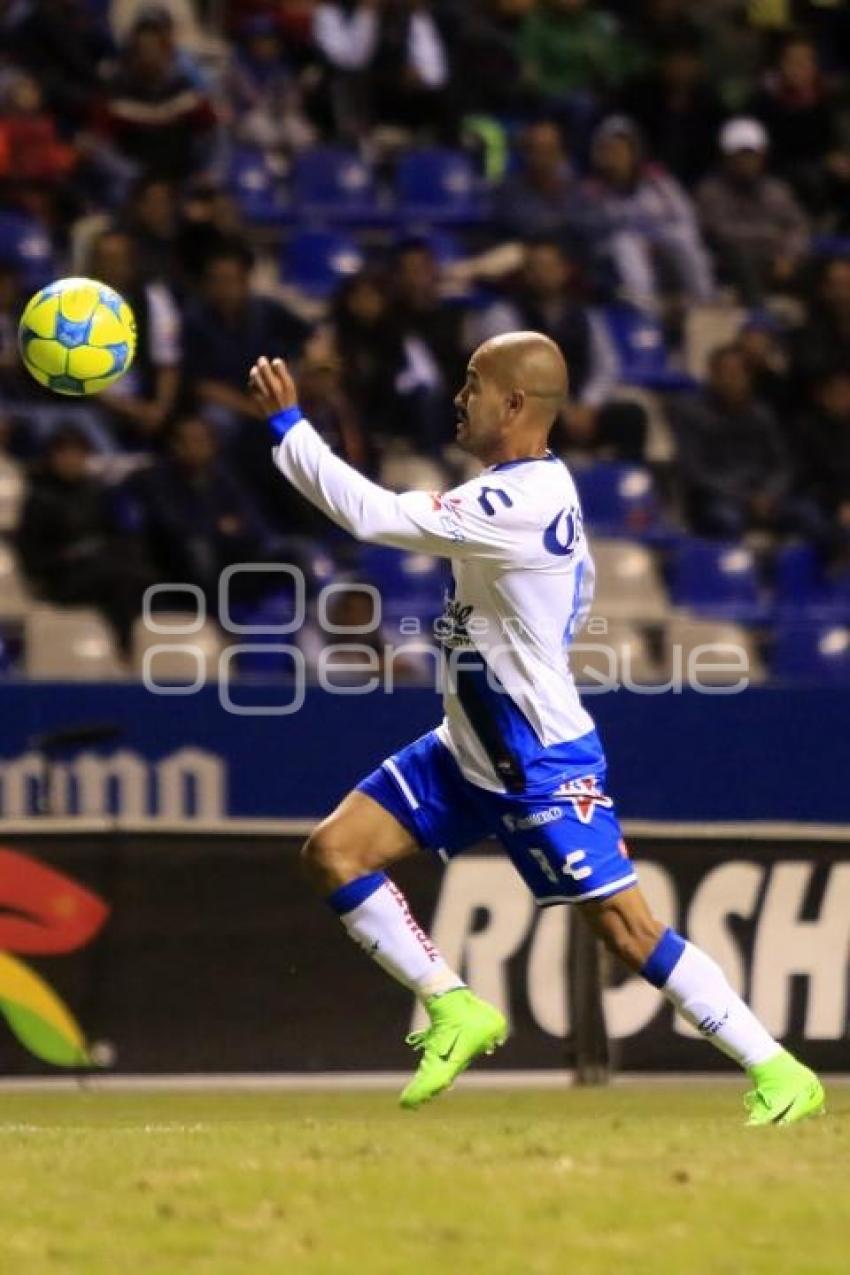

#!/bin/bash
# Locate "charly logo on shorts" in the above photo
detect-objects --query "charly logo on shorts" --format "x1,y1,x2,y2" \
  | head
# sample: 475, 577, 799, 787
553, 776, 613, 825
502, 806, 564, 833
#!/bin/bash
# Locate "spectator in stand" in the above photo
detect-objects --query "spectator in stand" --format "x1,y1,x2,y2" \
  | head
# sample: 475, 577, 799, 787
491, 120, 595, 252
800, 368, 850, 556
109, 0, 212, 87
469, 238, 647, 460
736, 312, 791, 423
97, 6, 217, 179
17, 425, 153, 652
790, 256, 850, 404
670, 343, 801, 539
697, 118, 810, 307
86, 228, 181, 449
0, 72, 78, 201
175, 180, 247, 286
325, 269, 410, 452
371, 1, 453, 139
126, 415, 276, 603
586, 114, 714, 314
617, 0, 702, 72
7, 0, 110, 132
617, 32, 724, 190
454, 0, 537, 120
119, 174, 180, 286
313, 0, 452, 139
226, 13, 315, 155
182, 240, 309, 435
390, 238, 467, 452
748, 31, 850, 218
518, 0, 637, 100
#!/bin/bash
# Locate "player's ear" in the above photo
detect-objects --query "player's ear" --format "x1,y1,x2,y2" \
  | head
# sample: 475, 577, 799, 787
507, 389, 524, 416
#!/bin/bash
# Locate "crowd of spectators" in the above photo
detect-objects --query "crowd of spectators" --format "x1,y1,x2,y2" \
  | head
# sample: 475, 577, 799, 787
1, 0, 850, 661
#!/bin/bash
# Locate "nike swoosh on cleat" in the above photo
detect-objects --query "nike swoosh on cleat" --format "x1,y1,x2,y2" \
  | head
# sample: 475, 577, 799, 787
771, 1098, 798, 1124
438, 1032, 462, 1062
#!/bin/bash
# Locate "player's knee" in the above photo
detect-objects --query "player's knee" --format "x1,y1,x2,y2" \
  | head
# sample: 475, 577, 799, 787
300, 822, 361, 894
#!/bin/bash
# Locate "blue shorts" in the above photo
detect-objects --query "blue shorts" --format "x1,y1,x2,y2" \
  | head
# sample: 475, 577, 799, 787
357, 730, 637, 906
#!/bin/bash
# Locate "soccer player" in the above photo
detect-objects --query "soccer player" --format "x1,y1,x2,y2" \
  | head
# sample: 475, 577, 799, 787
249, 334, 824, 1124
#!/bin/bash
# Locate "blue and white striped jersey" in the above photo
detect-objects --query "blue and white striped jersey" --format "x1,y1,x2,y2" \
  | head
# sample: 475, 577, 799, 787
273, 418, 603, 794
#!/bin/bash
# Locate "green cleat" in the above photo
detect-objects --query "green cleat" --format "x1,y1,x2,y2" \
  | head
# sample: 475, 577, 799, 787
399, 988, 507, 1110
744, 1050, 826, 1126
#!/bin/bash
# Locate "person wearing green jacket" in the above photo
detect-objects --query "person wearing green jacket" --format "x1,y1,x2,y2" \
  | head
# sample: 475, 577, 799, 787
519, 0, 638, 98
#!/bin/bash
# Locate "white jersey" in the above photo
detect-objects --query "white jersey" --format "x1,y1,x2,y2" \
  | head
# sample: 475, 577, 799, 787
273, 419, 603, 794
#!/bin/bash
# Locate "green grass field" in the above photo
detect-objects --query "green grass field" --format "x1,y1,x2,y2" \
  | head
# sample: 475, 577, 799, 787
1, 1084, 847, 1275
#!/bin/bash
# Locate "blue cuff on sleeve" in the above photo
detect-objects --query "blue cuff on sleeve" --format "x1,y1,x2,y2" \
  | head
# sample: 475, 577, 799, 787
269, 406, 303, 441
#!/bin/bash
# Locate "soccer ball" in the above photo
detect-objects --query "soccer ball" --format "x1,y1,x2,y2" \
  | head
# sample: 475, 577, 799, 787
18, 277, 137, 396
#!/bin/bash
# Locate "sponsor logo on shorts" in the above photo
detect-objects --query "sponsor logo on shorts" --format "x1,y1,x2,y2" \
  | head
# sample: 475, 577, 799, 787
562, 849, 593, 882
554, 776, 614, 825
502, 806, 564, 833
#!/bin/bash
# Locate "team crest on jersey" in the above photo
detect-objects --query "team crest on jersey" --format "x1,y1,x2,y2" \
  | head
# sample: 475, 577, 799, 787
429, 492, 466, 543
554, 775, 613, 824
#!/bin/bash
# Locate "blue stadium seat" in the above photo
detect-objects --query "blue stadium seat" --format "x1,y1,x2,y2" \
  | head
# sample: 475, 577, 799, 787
771, 622, 850, 683
282, 230, 364, 299
357, 545, 444, 635
227, 147, 285, 225
291, 147, 381, 223
228, 588, 300, 678
602, 305, 696, 392
0, 213, 55, 290
573, 463, 664, 539
774, 543, 850, 621
395, 149, 486, 225
671, 539, 766, 622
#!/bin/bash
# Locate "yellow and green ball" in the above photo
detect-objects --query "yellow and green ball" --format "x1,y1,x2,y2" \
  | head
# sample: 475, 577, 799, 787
18, 277, 137, 396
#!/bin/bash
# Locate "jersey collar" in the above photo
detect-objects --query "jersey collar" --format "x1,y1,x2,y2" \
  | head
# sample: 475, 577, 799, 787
488, 451, 557, 473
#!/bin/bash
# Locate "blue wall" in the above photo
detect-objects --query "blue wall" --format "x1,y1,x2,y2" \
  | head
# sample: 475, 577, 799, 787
0, 682, 842, 821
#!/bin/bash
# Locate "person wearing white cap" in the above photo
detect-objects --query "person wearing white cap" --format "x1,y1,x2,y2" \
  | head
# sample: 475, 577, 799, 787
696, 116, 810, 305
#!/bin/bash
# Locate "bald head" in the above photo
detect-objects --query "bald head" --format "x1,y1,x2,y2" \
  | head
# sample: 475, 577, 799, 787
454, 330, 570, 464
475, 331, 568, 414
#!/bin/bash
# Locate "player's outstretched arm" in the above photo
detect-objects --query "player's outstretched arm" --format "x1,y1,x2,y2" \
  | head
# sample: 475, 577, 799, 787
249, 355, 511, 559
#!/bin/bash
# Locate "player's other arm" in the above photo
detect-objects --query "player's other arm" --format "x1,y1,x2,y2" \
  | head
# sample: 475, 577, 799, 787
250, 355, 513, 559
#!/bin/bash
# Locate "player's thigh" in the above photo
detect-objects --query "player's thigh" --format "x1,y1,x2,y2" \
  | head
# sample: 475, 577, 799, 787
577, 884, 665, 972
495, 778, 637, 907
302, 788, 419, 892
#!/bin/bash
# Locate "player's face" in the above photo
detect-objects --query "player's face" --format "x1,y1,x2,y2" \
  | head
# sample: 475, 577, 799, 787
454, 357, 510, 459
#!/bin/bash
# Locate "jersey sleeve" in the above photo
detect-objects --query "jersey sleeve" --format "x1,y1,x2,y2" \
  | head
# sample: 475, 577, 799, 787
272, 416, 526, 560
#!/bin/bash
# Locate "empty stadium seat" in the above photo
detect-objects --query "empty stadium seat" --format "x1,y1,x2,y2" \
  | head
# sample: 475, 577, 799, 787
227, 147, 285, 225
0, 212, 55, 290
571, 620, 659, 687
683, 303, 746, 380
291, 147, 380, 222
590, 539, 669, 623
25, 606, 123, 679
602, 305, 696, 392
573, 463, 662, 538
395, 149, 486, 224
0, 541, 32, 619
282, 229, 364, 298
771, 622, 850, 683
774, 543, 850, 621
132, 614, 223, 685
665, 612, 765, 686
670, 539, 766, 622
358, 545, 445, 629
0, 459, 25, 533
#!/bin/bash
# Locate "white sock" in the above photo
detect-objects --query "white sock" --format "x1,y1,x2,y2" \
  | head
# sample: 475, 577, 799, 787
327, 873, 464, 1001
643, 929, 781, 1070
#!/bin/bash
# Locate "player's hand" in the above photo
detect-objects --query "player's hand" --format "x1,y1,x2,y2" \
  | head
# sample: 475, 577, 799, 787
249, 356, 298, 416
